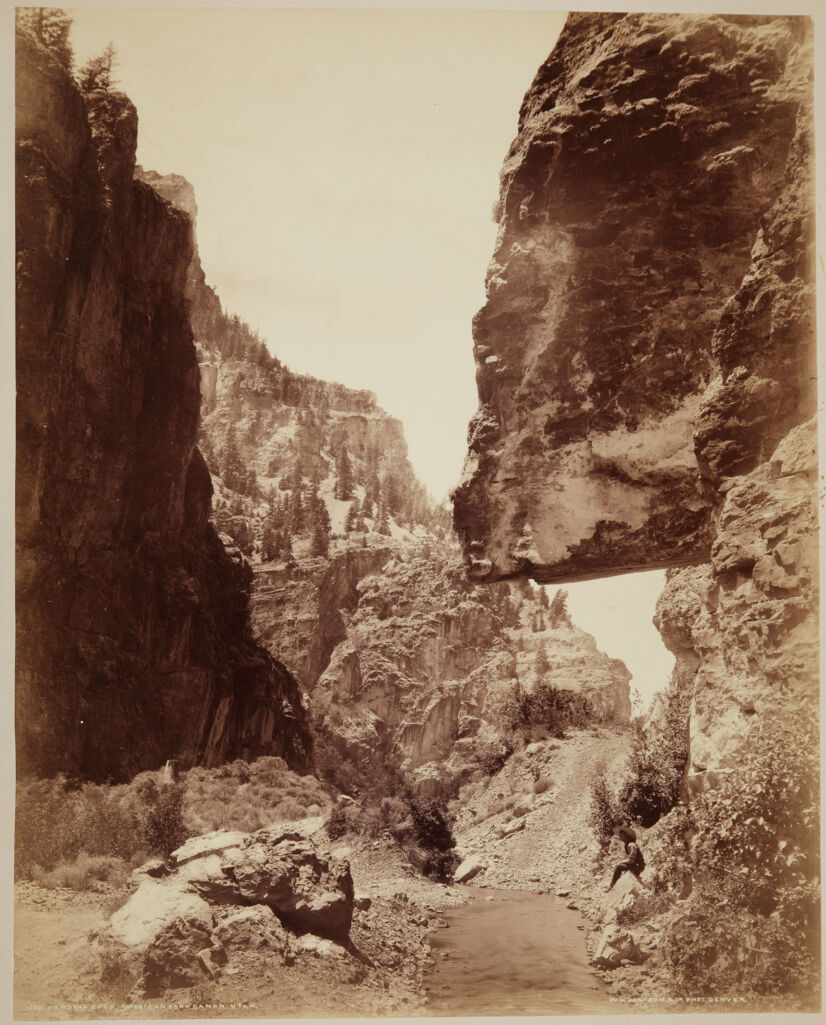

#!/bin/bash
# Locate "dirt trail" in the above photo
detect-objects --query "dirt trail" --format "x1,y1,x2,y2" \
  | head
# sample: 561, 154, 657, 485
455, 727, 630, 906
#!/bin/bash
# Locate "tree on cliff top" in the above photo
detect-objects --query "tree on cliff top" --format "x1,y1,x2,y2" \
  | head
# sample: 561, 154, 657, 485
16, 8, 73, 69
77, 42, 117, 93
548, 588, 570, 626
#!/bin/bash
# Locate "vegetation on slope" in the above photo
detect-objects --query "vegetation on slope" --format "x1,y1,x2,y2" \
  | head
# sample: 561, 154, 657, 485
15, 758, 331, 890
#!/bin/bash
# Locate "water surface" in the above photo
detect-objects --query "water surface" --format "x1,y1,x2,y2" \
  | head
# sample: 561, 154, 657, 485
424, 887, 614, 1016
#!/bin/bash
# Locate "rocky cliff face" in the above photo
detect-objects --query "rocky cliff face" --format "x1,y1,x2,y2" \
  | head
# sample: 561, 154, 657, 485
454, 13, 816, 790
454, 13, 814, 585
311, 543, 631, 788
15, 30, 310, 781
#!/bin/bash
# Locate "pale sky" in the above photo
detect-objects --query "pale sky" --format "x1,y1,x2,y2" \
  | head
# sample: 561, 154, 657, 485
66, 7, 674, 709
69, 7, 567, 502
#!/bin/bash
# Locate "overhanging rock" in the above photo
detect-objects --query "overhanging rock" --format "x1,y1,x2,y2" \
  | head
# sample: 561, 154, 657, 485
453, 12, 814, 583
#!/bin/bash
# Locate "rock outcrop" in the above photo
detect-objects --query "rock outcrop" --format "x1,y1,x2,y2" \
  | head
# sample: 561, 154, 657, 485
312, 542, 631, 785
454, 13, 816, 788
454, 13, 814, 585
96, 828, 353, 996
15, 28, 310, 780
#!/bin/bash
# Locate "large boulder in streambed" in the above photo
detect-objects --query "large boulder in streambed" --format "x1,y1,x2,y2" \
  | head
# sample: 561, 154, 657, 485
602, 870, 648, 923
453, 854, 485, 883
220, 829, 354, 942
592, 922, 644, 968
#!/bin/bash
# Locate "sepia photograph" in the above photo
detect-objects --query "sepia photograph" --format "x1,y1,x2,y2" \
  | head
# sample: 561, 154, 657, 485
12, 2, 821, 1020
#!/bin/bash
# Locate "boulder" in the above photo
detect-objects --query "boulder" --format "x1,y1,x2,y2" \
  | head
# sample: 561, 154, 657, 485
500, 818, 526, 837
101, 879, 217, 996
453, 13, 814, 584
603, 870, 646, 923
177, 853, 241, 905
143, 916, 219, 996
592, 923, 644, 968
453, 854, 485, 884
297, 934, 347, 958
170, 830, 248, 867
106, 880, 213, 950
131, 858, 168, 880
221, 830, 354, 942
212, 905, 290, 955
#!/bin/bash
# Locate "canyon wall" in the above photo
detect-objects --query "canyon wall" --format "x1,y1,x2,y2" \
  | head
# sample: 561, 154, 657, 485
311, 544, 631, 788
454, 12, 814, 585
454, 13, 817, 793
15, 30, 310, 781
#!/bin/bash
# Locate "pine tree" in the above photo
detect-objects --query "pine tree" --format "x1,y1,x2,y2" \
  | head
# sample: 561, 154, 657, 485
538, 586, 550, 609
377, 503, 391, 536
78, 42, 116, 93
382, 472, 402, 516
548, 588, 570, 626
344, 502, 358, 533
222, 425, 243, 491
288, 490, 305, 535
261, 522, 279, 562
334, 445, 354, 500
284, 535, 297, 573
365, 473, 381, 509
311, 520, 330, 558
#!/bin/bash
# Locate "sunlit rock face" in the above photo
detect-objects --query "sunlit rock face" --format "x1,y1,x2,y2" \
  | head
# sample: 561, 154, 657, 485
311, 545, 632, 784
453, 12, 814, 584
455, 11, 816, 790
15, 30, 310, 780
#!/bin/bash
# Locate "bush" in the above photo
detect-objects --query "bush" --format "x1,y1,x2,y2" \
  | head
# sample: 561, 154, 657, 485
659, 714, 820, 1005
15, 776, 143, 876
139, 782, 189, 857
505, 683, 595, 742
588, 769, 623, 849
32, 853, 131, 892
661, 900, 820, 1004
533, 775, 553, 795
690, 716, 819, 920
473, 740, 512, 777
325, 805, 348, 840
615, 678, 690, 827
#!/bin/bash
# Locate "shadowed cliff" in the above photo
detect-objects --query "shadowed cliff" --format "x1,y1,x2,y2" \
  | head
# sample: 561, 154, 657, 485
15, 28, 310, 781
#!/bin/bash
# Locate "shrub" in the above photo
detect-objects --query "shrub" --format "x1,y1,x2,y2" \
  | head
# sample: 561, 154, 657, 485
533, 775, 553, 795
661, 900, 820, 1004
504, 682, 595, 742
659, 714, 820, 1005
690, 715, 819, 921
473, 740, 512, 777
615, 677, 690, 827
325, 805, 348, 840
15, 776, 142, 876
32, 853, 131, 892
139, 783, 189, 857
588, 769, 623, 849
408, 796, 456, 854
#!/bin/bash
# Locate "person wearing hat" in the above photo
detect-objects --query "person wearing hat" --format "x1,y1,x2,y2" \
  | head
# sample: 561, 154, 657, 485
607, 824, 645, 890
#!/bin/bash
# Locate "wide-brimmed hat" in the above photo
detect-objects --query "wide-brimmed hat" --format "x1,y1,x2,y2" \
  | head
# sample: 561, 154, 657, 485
614, 825, 637, 841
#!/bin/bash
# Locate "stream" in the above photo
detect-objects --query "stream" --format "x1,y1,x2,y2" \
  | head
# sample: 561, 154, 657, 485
423, 887, 613, 1016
